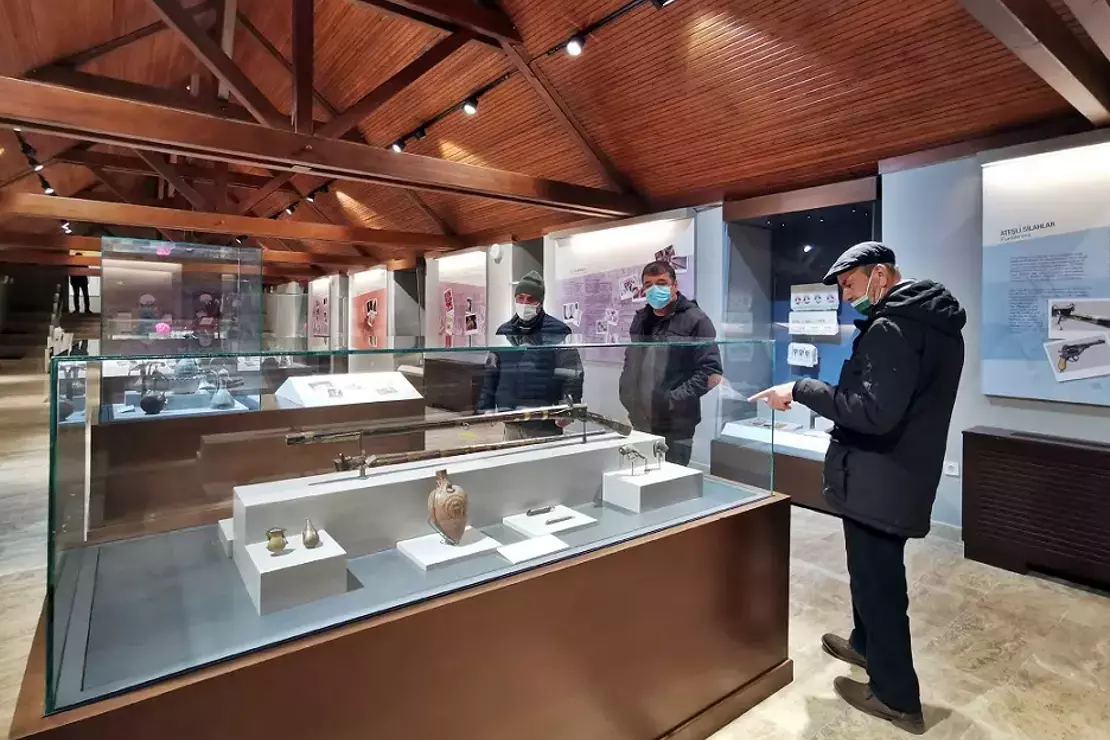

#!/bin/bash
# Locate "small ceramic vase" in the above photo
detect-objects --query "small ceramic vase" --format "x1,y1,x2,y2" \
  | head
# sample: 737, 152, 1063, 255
302, 519, 320, 549
265, 527, 287, 554
428, 469, 468, 546
139, 392, 167, 415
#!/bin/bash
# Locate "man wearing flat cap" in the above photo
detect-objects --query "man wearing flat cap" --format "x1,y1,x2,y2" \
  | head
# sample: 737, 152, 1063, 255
751, 242, 965, 735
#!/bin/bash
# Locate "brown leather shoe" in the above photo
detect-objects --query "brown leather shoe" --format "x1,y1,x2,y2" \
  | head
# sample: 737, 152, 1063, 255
821, 633, 867, 669
833, 677, 926, 735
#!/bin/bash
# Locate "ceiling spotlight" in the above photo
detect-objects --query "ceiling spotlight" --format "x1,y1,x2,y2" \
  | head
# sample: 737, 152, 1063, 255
305, 192, 315, 203
413, 126, 427, 141
39, 175, 54, 195
61, 221, 72, 233
651, 0, 677, 6
31, 159, 43, 172
284, 206, 294, 215
462, 97, 478, 116
566, 34, 585, 57
391, 140, 405, 153
12, 127, 20, 133
803, 244, 813, 253
233, 237, 243, 244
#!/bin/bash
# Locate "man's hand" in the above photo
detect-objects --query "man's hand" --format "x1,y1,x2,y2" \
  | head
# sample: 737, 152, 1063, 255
749, 382, 795, 411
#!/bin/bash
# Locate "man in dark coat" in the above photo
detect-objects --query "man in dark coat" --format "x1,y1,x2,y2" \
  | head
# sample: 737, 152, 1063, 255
478, 271, 583, 439
619, 260, 722, 466
751, 242, 965, 735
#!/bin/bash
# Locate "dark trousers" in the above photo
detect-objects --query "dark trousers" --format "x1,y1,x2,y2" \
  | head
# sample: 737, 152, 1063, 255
70, 278, 90, 313
843, 516, 921, 714
664, 436, 693, 466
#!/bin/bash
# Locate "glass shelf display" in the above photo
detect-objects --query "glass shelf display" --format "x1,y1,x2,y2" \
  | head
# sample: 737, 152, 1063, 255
47, 339, 775, 712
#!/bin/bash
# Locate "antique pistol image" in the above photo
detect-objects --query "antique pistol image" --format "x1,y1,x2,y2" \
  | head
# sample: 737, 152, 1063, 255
1056, 337, 1106, 372
1052, 303, 1110, 330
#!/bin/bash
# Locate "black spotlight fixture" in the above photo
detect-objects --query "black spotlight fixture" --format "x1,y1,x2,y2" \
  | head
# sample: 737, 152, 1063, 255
391, 139, 405, 153
305, 192, 315, 203
566, 33, 585, 57
38, 174, 55, 195
30, 158, 44, 172
651, 0, 677, 6
462, 96, 479, 116
413, 126, 428, 141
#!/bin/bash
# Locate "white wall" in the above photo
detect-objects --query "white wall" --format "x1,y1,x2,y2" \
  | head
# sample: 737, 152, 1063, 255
882, 156, 1110, 528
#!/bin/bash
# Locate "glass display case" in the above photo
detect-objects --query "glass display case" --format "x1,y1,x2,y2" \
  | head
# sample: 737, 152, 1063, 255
47, 339, 774, 712
99, 237, 263, 357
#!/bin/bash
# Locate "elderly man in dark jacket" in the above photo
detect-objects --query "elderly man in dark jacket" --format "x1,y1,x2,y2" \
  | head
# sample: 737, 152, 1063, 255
478, 271, 583, 439
619, 260, 722, 466
752, 242, 965, 735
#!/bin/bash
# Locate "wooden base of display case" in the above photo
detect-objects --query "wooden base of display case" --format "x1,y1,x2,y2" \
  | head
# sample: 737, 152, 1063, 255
710, 440, 835, 515
12, 495, 791, 740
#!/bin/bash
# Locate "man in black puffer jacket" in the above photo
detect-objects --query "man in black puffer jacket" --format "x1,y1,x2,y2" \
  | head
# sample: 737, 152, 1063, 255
478, 271, 583, 439
751, 242, 965, 736
619, 260, 722, 466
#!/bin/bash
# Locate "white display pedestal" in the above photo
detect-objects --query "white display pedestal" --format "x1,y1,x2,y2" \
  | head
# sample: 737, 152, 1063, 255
238, 530, 347, 615
602, 463, 703, 513
397, 527, 501, 571
274, 371, 421, 408
503, 505, 596, 538
497, 534, 569, 564
217, 518, 234, 558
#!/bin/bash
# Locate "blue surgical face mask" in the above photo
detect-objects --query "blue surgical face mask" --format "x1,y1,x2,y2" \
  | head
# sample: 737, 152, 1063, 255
645, 285, 673, 310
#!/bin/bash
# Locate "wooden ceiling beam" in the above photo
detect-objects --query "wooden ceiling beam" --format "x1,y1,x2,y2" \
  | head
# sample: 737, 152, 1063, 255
291, 0, 314, 135
146, 0, 288, 129
356, 0, 514, 44
960, 0, 1110, 124
0, 192, 458, 249
1063, 0, 1110, 62
88, 166, 192, 243
0, 231, 388, 269
501, 41, 642, 201
26, 67, 258, 123
134, 150, 214, 210
35, 0, 219, 70
0, 77, 640, 218
54, 150, 300, 195
237, 31, 471, 214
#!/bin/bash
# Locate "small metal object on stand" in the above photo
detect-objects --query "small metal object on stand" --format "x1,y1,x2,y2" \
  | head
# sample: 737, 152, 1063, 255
652, 440, 669, 470
618, 445, 647, 475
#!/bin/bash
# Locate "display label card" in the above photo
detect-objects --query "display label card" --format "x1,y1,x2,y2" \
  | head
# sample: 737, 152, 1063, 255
791, 283, 840, 312
788, 310, 839, 336
275, 371, 422, 408
787, 342, 819, 367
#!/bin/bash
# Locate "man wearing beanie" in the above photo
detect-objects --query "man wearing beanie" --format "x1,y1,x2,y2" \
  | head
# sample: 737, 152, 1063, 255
478, 271, 583, 439
750, 242, 965, 735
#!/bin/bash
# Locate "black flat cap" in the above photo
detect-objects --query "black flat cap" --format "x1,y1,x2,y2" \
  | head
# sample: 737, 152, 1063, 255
822, 241, 897, 285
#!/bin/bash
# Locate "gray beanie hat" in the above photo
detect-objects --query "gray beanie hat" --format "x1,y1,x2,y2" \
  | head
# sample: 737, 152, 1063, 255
514, 270, 545, 301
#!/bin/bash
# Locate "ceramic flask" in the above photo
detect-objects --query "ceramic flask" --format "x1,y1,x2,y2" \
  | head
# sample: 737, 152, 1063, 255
265, 527, 288, 553
302, 519, 321, 549
428, 469, 468, 545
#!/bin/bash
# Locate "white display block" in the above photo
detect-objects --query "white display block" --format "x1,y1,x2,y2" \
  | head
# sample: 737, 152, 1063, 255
498, 534, 569, 564
503, 505, 596, 538
238, 530, 347, 615
217, 517, 234, 558
396, 527, 501, 571
274, 371, 421, 409
602, 463, 703, 514
233, 430, 662, 562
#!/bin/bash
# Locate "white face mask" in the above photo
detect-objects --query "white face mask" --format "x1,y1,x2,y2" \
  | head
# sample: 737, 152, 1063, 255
515, 301, 539, 322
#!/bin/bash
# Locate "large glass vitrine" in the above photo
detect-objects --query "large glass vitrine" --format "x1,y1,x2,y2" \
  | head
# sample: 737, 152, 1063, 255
47, 339, 776, 711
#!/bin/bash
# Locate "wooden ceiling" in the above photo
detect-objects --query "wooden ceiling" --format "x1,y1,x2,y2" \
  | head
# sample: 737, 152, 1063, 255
0, 0, 1106, 277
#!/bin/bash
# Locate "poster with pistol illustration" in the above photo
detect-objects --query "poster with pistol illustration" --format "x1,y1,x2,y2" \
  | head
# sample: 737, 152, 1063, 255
981, 143, 1110, 407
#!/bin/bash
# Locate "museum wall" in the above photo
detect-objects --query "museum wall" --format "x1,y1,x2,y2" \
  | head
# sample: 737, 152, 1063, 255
882, 153, 1110, 529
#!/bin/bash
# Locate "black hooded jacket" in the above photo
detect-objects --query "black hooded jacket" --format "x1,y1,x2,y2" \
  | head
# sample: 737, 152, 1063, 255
619, 294, 722, 438
792, 280, 966, 538
477, 311, 583, 412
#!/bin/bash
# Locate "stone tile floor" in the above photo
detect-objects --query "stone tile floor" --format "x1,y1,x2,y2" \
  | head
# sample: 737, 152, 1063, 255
0, 359, 1107, 738
712, 506, 1110, 739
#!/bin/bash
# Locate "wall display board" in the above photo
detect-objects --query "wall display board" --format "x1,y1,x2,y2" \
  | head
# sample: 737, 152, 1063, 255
349, 268, 390, 351
309, 277, 330, 338
436, 251, 487, 347
552, 218, 696, 363
982, 141, 1110, 406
